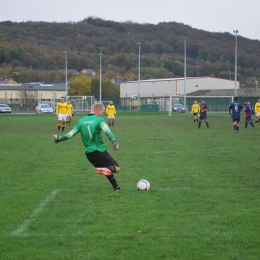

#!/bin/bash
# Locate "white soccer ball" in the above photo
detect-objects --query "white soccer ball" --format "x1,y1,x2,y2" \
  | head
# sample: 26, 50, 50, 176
137, 179, 150, 190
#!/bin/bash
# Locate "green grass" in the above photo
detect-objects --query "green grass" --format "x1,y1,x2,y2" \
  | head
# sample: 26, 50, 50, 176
1, 112, 260, 260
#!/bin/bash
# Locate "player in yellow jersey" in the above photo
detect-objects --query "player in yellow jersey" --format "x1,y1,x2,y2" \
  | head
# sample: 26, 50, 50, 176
106, 101, 116, 127
254, 98, 260, 125
66, 100, 74, 124
191, 100, 200, 122
56, 97, 69, 132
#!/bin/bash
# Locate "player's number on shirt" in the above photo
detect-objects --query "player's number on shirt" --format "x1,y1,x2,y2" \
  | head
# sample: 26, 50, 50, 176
87, 126, 92, 139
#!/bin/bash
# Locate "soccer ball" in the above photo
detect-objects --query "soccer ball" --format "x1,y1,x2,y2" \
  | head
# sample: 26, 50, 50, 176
137, 179, 150, 190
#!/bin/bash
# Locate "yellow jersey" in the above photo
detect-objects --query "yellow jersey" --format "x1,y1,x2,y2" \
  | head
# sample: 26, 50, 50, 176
106, 104, 116, 116
56, 101, 68, 114
191, 104, 200, 113
67, 104, 74, 114
255, 102, 260, 113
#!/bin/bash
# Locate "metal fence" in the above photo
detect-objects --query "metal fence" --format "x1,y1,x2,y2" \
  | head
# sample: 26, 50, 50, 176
2, 96, 259, 113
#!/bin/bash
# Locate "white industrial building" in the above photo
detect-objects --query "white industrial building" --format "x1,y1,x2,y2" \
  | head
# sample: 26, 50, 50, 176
120, 77, 238, 99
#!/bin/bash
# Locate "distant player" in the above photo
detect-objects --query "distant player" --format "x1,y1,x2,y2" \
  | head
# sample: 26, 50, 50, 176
56, 97, 68, 132
66, 100, 74, 124
228, 97, 244, 133
198, 99, 209, 128
243, 101, 254, 129
106, 101, 116, 127
254, 98, 260, 125
243, 100, 248, 128
191, 100, 200, 122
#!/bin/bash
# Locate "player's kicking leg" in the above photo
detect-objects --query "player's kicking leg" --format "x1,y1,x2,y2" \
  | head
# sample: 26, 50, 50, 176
95, 166, 121, 191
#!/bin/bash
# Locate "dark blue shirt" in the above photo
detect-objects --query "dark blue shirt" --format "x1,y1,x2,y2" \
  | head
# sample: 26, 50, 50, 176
200, 104, 208, 114
229, 102, 243, 118
244, 104, 252, 118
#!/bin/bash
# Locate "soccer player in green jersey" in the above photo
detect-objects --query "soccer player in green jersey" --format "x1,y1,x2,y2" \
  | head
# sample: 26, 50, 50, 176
53, 102, 121, 191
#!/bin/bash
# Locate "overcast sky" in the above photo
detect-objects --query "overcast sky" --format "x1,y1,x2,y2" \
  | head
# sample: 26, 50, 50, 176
1, 0, 260, 41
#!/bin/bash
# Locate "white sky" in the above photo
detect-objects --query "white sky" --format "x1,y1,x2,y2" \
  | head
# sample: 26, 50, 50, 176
1, 0, 260, 41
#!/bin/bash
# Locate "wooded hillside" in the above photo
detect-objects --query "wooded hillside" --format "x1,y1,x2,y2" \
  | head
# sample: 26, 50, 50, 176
0, 17, 260, 87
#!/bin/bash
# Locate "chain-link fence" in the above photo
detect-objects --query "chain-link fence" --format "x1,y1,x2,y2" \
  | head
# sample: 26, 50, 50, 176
2, 96, 259, 114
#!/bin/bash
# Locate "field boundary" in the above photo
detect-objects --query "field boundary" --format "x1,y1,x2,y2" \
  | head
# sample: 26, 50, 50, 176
11, 190, 59, 236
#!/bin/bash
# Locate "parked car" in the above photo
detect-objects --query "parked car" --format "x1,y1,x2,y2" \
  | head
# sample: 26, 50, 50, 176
35, 104, 54, 114
173, 104, 186, 113
0, 104, 12, 113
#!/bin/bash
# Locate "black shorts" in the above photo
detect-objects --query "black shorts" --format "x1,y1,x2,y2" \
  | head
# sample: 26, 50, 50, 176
86, 150, 119, 168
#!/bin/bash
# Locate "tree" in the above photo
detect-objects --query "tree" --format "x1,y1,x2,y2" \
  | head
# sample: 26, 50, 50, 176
16, 85, 38, 104
91, 77, 100, 99
11, 67, 31, 83
125, 72, 136, 79
104, 70, 117, 79
68, 75, 92, 95
1, 19, 260, 86
90, 76, 119, 100
101, 78, 119, 99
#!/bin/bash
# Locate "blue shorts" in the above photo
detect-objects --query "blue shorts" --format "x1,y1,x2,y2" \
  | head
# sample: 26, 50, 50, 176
246, 117, 252, 121
232, 117, 240, 123
199, 113, 207, 120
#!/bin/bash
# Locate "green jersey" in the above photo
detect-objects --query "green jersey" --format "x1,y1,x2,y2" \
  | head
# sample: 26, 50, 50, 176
58, 114, 116, 153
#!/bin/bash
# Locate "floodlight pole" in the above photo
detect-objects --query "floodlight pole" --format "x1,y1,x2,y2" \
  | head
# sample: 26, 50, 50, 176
64, 51, 68, 102
137, 42, 141, 111
183, 37, 187, 109
233, 30, 238, 97
99, 47, 102, 102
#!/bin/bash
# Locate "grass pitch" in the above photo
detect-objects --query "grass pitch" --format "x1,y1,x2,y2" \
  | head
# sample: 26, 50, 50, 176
1, 112, 260, 260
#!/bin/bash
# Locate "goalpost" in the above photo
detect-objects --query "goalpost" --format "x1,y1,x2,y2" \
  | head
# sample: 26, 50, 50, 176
101, 100, 112, 109
49, 96, 96, 112
168, 95, 234, 116
147, 98, 170, 111
70, 96, 96, 112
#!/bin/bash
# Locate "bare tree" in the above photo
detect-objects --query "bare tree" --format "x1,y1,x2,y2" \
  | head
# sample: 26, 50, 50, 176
16, 85, 38, 107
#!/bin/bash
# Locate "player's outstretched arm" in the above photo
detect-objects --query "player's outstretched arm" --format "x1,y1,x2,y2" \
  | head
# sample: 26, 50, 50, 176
53, 135, 69, 143
100, 121, 119, 150
100, 121, 115, 139
53, 123, 80, 143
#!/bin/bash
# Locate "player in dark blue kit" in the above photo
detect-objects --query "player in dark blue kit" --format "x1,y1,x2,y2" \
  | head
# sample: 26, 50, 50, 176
228, 97, 244, 133
243, 101, 255, 129
198, 99, 209, 128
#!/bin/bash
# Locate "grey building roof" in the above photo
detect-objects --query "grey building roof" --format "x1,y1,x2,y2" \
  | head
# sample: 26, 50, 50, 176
59, 69, 79, 74
126, 78, 136, 82
0, 82, 70, 90
112, 78, 137, 85
113, 77, 125, 85
0, 79, 10, 84
0, 84, 22, 90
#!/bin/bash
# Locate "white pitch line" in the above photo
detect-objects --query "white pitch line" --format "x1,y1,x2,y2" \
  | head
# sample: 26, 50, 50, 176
12, 190, 59, 236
